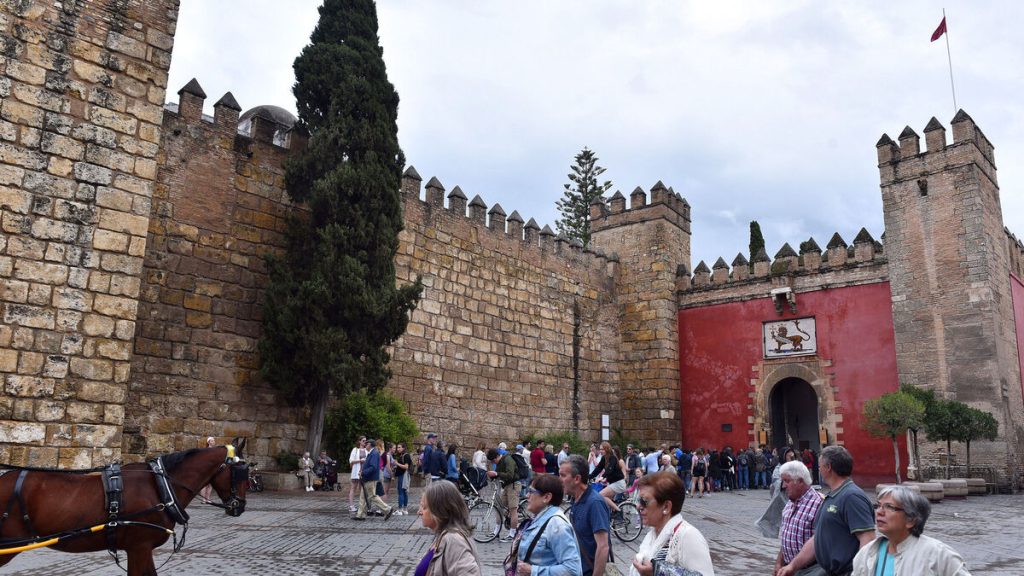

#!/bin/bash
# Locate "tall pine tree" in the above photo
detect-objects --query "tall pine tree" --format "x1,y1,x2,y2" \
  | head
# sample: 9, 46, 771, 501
556, 147, 612, 248
259, 0, 421, 456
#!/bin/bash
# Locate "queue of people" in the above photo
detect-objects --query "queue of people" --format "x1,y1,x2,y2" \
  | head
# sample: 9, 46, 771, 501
318, 433, 972, 576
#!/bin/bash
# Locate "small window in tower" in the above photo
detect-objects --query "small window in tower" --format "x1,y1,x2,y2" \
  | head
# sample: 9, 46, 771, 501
721, 423, 732, 433
917, 179, 928, 196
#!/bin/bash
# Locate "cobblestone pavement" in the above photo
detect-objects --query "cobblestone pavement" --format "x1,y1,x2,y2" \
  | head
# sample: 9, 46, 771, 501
4, 485, 1022, 575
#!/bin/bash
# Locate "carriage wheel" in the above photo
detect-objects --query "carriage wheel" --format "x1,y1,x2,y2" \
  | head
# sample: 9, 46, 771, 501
469, 501, 501, 543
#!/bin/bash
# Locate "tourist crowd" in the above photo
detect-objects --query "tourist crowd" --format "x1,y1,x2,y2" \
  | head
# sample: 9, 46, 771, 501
315, 435, 972, 576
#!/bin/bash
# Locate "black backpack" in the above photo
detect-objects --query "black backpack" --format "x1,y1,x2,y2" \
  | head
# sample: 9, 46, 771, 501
693, 456, 706, 475
510, 453, 530, 482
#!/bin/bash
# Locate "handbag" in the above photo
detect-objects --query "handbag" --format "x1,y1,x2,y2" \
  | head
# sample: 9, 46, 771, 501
502, 518, 531, 576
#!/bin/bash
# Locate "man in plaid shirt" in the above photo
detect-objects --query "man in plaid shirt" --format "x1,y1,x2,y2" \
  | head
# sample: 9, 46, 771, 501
775, 461, 824, 576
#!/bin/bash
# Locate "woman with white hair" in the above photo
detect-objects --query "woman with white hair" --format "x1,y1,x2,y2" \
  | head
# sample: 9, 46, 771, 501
298, 451, 316, 492
199, 436, 216, 500
852, 485, 971, 575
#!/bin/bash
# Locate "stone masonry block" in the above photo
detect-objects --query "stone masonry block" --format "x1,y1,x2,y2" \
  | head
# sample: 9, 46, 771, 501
69, 357, 113, 381
3, 303, 55, 329
97, 208, 148, 236
0, 421, 46, 444
4, 375, 55, 398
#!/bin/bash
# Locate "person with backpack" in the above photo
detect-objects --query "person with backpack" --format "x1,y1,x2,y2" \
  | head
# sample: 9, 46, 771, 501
754, 447, 768, 489
736, 448, 750, 490
690, 448, 708, 497
506, 473, 582, 576
487, 448, 521, 543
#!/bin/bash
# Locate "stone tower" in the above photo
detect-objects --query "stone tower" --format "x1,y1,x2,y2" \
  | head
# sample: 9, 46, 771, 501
0, 1, 179, 467
590, 182, 691, 446
878, 111, 1024, 479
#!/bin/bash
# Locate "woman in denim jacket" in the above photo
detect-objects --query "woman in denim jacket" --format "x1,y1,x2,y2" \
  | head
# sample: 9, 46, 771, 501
513, 473, 582, 576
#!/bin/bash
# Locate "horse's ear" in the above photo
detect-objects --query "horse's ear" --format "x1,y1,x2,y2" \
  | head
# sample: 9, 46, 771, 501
237, 437, 247, 455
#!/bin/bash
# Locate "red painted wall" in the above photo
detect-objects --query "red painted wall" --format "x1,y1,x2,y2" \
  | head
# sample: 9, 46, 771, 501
1012, 273, 1024, 402
678, 282, 904, 486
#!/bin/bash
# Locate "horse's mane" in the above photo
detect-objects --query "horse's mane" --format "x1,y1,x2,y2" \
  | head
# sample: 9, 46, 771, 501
160, 448, 207, 474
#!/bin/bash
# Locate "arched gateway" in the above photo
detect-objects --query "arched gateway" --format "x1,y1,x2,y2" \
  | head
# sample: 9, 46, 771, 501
769, 377, 821, 452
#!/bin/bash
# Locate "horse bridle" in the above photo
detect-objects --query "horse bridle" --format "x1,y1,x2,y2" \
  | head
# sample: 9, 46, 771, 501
204, 444, 248, 517
150, 445, 248, 521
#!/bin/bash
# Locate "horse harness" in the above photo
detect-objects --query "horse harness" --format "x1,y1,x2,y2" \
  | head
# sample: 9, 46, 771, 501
0, 445, 246, 565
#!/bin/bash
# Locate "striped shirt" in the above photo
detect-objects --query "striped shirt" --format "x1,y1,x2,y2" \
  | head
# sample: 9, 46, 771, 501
780, 487, 823, 564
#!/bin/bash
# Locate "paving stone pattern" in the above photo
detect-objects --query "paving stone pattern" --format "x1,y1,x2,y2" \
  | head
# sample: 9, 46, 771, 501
5, 485, 1022, 575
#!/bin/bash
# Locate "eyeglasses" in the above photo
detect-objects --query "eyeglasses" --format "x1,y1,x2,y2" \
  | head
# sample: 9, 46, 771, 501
873, 502, 904, 513
637, 496, 651, 509
526, 488, 543, 496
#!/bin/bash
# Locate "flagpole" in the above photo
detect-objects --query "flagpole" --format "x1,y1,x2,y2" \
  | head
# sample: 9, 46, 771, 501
943, 8, 958, 113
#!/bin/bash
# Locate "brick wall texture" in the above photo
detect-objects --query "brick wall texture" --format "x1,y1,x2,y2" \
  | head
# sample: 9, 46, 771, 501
0, 0, 178, 468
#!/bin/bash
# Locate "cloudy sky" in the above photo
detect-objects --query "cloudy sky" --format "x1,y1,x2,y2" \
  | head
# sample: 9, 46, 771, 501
166, 1, 1024, 269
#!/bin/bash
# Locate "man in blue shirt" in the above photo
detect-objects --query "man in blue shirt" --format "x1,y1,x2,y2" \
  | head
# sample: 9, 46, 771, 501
422, 432, 437, 482
644, 443, 666, 474
353, 438, 394, 521
560, 454, 610, 576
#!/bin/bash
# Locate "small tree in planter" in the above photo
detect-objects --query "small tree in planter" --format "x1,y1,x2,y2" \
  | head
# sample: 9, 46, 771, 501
961, 407, 998, 476
925, 399, 973, 479
862, 391, 925, 483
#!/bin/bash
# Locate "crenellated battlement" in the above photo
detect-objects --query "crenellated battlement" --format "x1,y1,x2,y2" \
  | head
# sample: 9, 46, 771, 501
1008, 227, 1024, 279
877, 110, 997, 190
399, 167, 620, 277
676, 228, 887, 306
162, 78, 308, 153
589, 181, 691, 236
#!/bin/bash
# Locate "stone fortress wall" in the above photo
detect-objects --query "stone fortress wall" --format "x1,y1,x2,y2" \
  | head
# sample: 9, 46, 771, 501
0, 0, 179, 467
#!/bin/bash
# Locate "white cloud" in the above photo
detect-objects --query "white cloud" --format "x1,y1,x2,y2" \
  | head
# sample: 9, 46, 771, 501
167, 0, 1024, 268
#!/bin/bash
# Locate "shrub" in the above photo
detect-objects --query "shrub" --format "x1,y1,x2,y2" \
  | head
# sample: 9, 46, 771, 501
323, 389, 419, 471
274, 450, 300, 471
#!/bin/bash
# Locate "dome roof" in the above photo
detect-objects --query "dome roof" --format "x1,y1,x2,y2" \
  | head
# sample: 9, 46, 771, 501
238, 105, 297, 129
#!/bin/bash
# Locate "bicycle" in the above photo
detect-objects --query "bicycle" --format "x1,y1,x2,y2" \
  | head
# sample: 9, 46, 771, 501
247, 461, 264, 493
468, 481, 529, 543
609, 490, 642, 542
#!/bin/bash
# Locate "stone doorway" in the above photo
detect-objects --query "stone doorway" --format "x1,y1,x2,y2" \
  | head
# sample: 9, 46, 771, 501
769, 377, 821, 452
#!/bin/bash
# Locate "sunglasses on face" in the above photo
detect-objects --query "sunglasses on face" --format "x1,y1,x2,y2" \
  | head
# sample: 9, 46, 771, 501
526, 488, 544, 496
637, 496, 651, 509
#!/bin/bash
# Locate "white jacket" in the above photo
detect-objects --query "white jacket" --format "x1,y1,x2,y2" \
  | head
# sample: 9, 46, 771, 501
852, 534, 971, 576
630, 515, 715, 576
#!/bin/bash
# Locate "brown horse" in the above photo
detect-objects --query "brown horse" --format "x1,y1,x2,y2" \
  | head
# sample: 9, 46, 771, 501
0, 438, 249, 575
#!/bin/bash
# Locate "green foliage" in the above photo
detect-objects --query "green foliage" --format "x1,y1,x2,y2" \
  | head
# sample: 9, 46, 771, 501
963, 407, 999, 443
555, 147, 613, 248
899, 384, 937, 426
862, 391, 926, 440
258, 0, 422, 411
323, 389, 419, 470
925, 399, 973, 443
749, 221, 765, 262
274, 450, 300, 471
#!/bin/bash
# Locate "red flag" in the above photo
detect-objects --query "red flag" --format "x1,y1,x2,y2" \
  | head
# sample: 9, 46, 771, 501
931, 17, 947, 42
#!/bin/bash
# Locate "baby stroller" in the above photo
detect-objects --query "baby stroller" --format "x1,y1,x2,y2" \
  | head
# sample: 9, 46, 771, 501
316, 460, 339, 491
459, 460, 488, 504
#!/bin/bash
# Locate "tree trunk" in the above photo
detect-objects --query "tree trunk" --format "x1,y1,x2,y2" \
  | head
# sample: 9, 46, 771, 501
965, 440, 971, 477
910, 429, 921, 477
945, 439, 952, 479
891, 435, 901, 483
306, 384, 329, 457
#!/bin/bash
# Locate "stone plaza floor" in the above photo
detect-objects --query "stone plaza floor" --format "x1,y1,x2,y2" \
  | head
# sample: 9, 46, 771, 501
4, 483, 1022, 575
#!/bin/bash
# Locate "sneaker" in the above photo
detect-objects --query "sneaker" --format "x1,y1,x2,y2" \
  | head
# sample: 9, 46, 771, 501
352, 516, 365, 521
384, 507, 395, 521
349, 505, 356, 512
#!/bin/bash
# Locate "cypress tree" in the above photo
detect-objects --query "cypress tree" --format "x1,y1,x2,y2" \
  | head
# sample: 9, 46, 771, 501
749, 221, 765, 263
259, 0, 422, 455
555, 147, 612, 248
